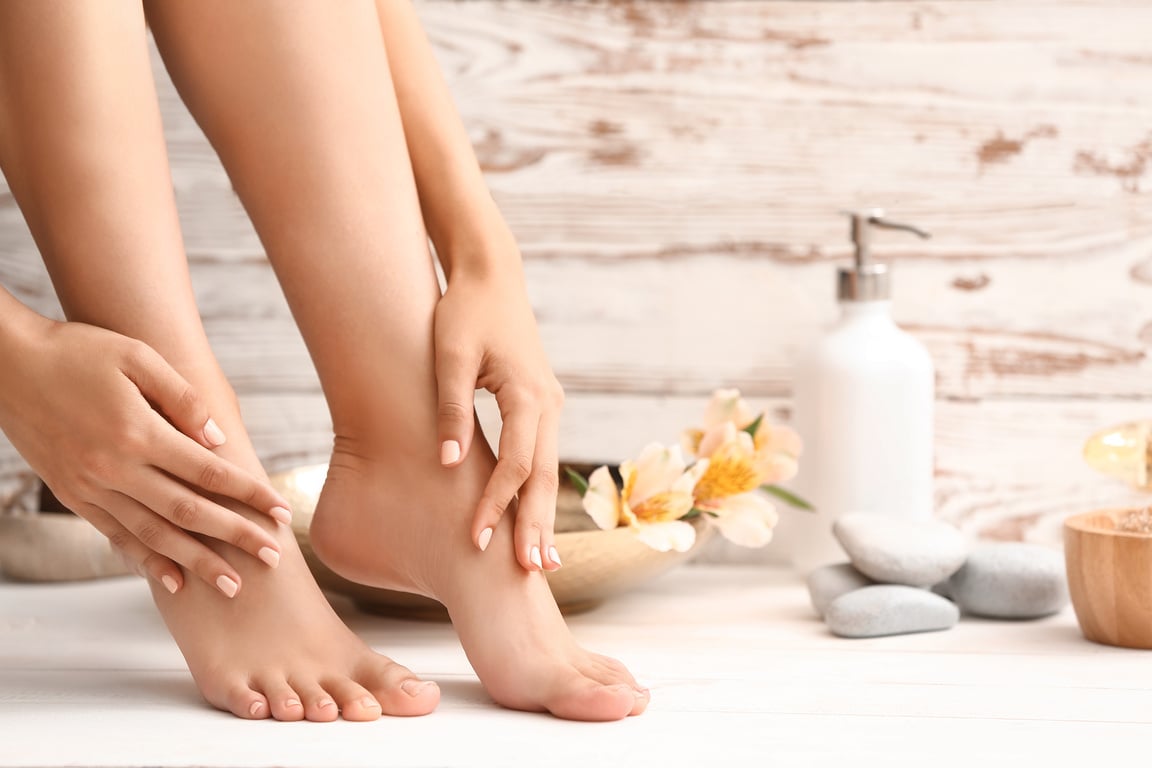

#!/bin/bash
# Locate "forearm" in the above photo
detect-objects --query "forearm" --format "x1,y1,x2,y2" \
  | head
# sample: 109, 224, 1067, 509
374, 0, 520, 280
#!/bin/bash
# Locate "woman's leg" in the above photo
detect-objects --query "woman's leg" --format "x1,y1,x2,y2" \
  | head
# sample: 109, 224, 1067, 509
145, 0, 647, 721
0, 0, 437, 721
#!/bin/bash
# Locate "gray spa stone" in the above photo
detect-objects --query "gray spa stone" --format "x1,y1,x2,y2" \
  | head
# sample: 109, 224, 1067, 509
833, 513, 968, 587
806, 563, 874, 618
824, 585, 959, 638
947, 542, 1069, 619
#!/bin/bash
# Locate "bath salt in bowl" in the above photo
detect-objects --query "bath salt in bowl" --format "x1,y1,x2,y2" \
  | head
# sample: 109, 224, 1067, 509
1064, 508, 1152, 649
271, 463, 712, 620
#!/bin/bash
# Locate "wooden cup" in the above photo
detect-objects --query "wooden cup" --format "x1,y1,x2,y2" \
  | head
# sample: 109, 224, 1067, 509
1064, 509, 1152, 649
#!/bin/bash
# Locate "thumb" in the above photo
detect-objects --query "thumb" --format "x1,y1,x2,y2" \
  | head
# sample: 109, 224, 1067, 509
435, 347, 478, 467
121, 342, 225, 449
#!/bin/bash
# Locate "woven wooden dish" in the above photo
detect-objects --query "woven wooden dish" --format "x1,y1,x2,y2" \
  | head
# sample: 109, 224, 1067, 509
270, 463, 711, 620
1065, 508, 1152, 649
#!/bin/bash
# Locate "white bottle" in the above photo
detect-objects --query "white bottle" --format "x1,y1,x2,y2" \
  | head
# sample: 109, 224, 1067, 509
789, 210, 935, 575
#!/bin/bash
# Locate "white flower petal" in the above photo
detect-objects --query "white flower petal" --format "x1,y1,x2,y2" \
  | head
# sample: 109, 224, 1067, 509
628, 442, 688, 505
634, 520, 697, 553
672, 459, 708, 495
708, 493, 779, 548
703, 388, 754, 430
697, 421, 737, 459
582, 466, 620, 530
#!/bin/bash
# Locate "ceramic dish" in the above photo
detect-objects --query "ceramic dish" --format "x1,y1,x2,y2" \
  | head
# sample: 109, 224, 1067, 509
271, 463, 711, 619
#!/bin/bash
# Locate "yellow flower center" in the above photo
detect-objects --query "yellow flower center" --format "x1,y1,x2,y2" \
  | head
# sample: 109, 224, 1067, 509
694, 443, 761, 500
631, 491, 695, 523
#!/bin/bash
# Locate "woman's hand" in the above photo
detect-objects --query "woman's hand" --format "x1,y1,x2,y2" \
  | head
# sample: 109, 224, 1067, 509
434, 266, 565, 573
0, 319, 293, 597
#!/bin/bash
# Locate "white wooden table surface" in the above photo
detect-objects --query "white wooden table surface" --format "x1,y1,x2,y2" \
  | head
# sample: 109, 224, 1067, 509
1, 566, 1149, 767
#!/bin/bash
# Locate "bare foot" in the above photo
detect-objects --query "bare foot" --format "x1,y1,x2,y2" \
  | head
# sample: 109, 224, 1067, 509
310, 444, 650, 722
152, 512, 440, 721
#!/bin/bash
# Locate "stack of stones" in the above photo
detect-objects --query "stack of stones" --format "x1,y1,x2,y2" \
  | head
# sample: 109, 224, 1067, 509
808, 513, 1069, 638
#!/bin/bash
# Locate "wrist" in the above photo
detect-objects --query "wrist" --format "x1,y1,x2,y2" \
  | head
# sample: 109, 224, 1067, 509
434, 203, 525, 284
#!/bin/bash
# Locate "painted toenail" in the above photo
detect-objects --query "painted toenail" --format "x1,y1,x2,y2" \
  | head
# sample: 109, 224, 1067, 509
318, 698, 336, 709
257, 547, 280, 568
530, 546, 543, 569
548, 546, 562, 566
161, 575, 179, 594
215, 575, 239, 598
270, 506, 292, 525
286, 698, 301, 708
401, 679, 435, 697
361, 697, 381, 709
249, 701, 265, 717
440, 439, 461, 465
477, 527, 493, 552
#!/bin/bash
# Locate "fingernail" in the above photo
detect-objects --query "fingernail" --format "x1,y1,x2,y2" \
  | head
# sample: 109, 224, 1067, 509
318, 698, 335, 709
258, 547, 280, 568
203, 418, 227, 447
161, 575, 179, 594
361, 696, 381, 709
216, 574, 239, 598
270, 506, 292, 526
285, 698, 301, 708
249, 701, 265, 717
548, 546, 562, 567
440, 439, 461, 465
530, 546, 543, 569
477, 527, 493, 552
401, 680, 436, 697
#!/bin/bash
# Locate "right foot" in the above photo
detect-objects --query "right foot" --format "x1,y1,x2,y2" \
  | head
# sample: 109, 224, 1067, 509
311, 446, 650, 722
151, 510, 441, 721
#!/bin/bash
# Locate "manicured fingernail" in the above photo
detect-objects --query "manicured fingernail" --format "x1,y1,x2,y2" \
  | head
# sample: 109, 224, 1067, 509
440, 439, 461, 465
530, 546, 543, 569
548, 546, 562, 566
318, 698, 335, 709
161, 575, 179, 594
203, 418, 227, 447
270, 506, 292, 526
401, 680, 436, 697
249, 701, 265, 717
477, 527, 493, 552
285, 698, 301, 708
361, 697, 381, 709
216, 574, 239, 598
258, 547, 280, 568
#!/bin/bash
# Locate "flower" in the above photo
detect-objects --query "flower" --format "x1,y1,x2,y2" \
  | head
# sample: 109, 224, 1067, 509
686, 425, 780, 547
686, 389, 802, 485
582, 443, 699, 552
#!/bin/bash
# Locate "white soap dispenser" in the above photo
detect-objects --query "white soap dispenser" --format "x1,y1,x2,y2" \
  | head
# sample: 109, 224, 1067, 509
789, 210, 936, 575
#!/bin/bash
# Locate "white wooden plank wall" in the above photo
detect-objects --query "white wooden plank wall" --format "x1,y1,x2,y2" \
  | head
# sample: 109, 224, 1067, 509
1, 1, 1150, 563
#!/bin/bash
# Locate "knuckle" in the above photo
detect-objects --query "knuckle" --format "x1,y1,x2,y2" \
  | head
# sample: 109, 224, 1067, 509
229, 525, 257, 553
122, 339, 156, 372
550, 381, 566, 408
107, 528, 134, 552
169, 498, 199, 529
198, 460, 229, 493
534, 463, 560, 493
135, 522, 165, 549
520, 518, 545, 534
174, 385, 200, 416
438, 401, 471, 424
504, 453, 533, 482
192, 553, 221, 579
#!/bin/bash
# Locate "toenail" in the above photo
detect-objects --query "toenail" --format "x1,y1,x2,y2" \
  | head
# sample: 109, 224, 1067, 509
285, 698, 301, 708
635, 688, 649, 698
216, 575, 239, 598
361, 696, 381, 709
318, 698, 336, 709
401, 679, 436, 697
548, 546, 562, 566
249, 701, 265, 717
257, 547, 280, 568
477, 527, 493, 551
530, 546, 543, 569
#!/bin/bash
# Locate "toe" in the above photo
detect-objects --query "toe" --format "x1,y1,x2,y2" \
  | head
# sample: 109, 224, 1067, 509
547, 678, 636, 722
323, 677, 382, 722
580, 656, 649, 717
258, 678, 305, 722
293, 682, 339, 723
218, 681, 271, 720
360, 660, 440, 717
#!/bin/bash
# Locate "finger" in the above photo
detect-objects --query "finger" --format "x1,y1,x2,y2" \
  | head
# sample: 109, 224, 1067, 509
81, 504, 183, 594
126, 468, 282, 570
516, 407, 561, 572
102, 492, 244, 597
150, 419, 292, 525
473, 401, 539, 555
120, 341, 227, 449
434, 344, 478, 467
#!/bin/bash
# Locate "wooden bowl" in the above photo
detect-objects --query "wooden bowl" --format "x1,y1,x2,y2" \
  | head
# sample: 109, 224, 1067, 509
270, 463, 712, 620
1064, 509, 1152, 649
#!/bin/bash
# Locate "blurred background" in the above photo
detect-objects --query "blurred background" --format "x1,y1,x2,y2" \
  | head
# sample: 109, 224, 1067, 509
1, 1, 1149, 560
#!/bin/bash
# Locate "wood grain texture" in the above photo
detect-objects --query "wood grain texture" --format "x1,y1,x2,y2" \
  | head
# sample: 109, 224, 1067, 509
2, 1, 1151, 557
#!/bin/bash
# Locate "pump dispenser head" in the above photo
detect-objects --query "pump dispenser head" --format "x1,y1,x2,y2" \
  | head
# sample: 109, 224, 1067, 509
838, 209, 931, 302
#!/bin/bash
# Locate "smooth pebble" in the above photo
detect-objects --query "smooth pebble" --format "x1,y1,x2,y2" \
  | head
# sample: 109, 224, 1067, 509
825, 585, 959, 638
947, 542, 1068, 619
833, 513, 968, 587
806, 563, 874, 618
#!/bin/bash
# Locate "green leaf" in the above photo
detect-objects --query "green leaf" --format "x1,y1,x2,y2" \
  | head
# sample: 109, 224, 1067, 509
742, 413, 764, 438
761, 484, 815, 511
564, 466, 590, 497
681, 509, 701, 520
